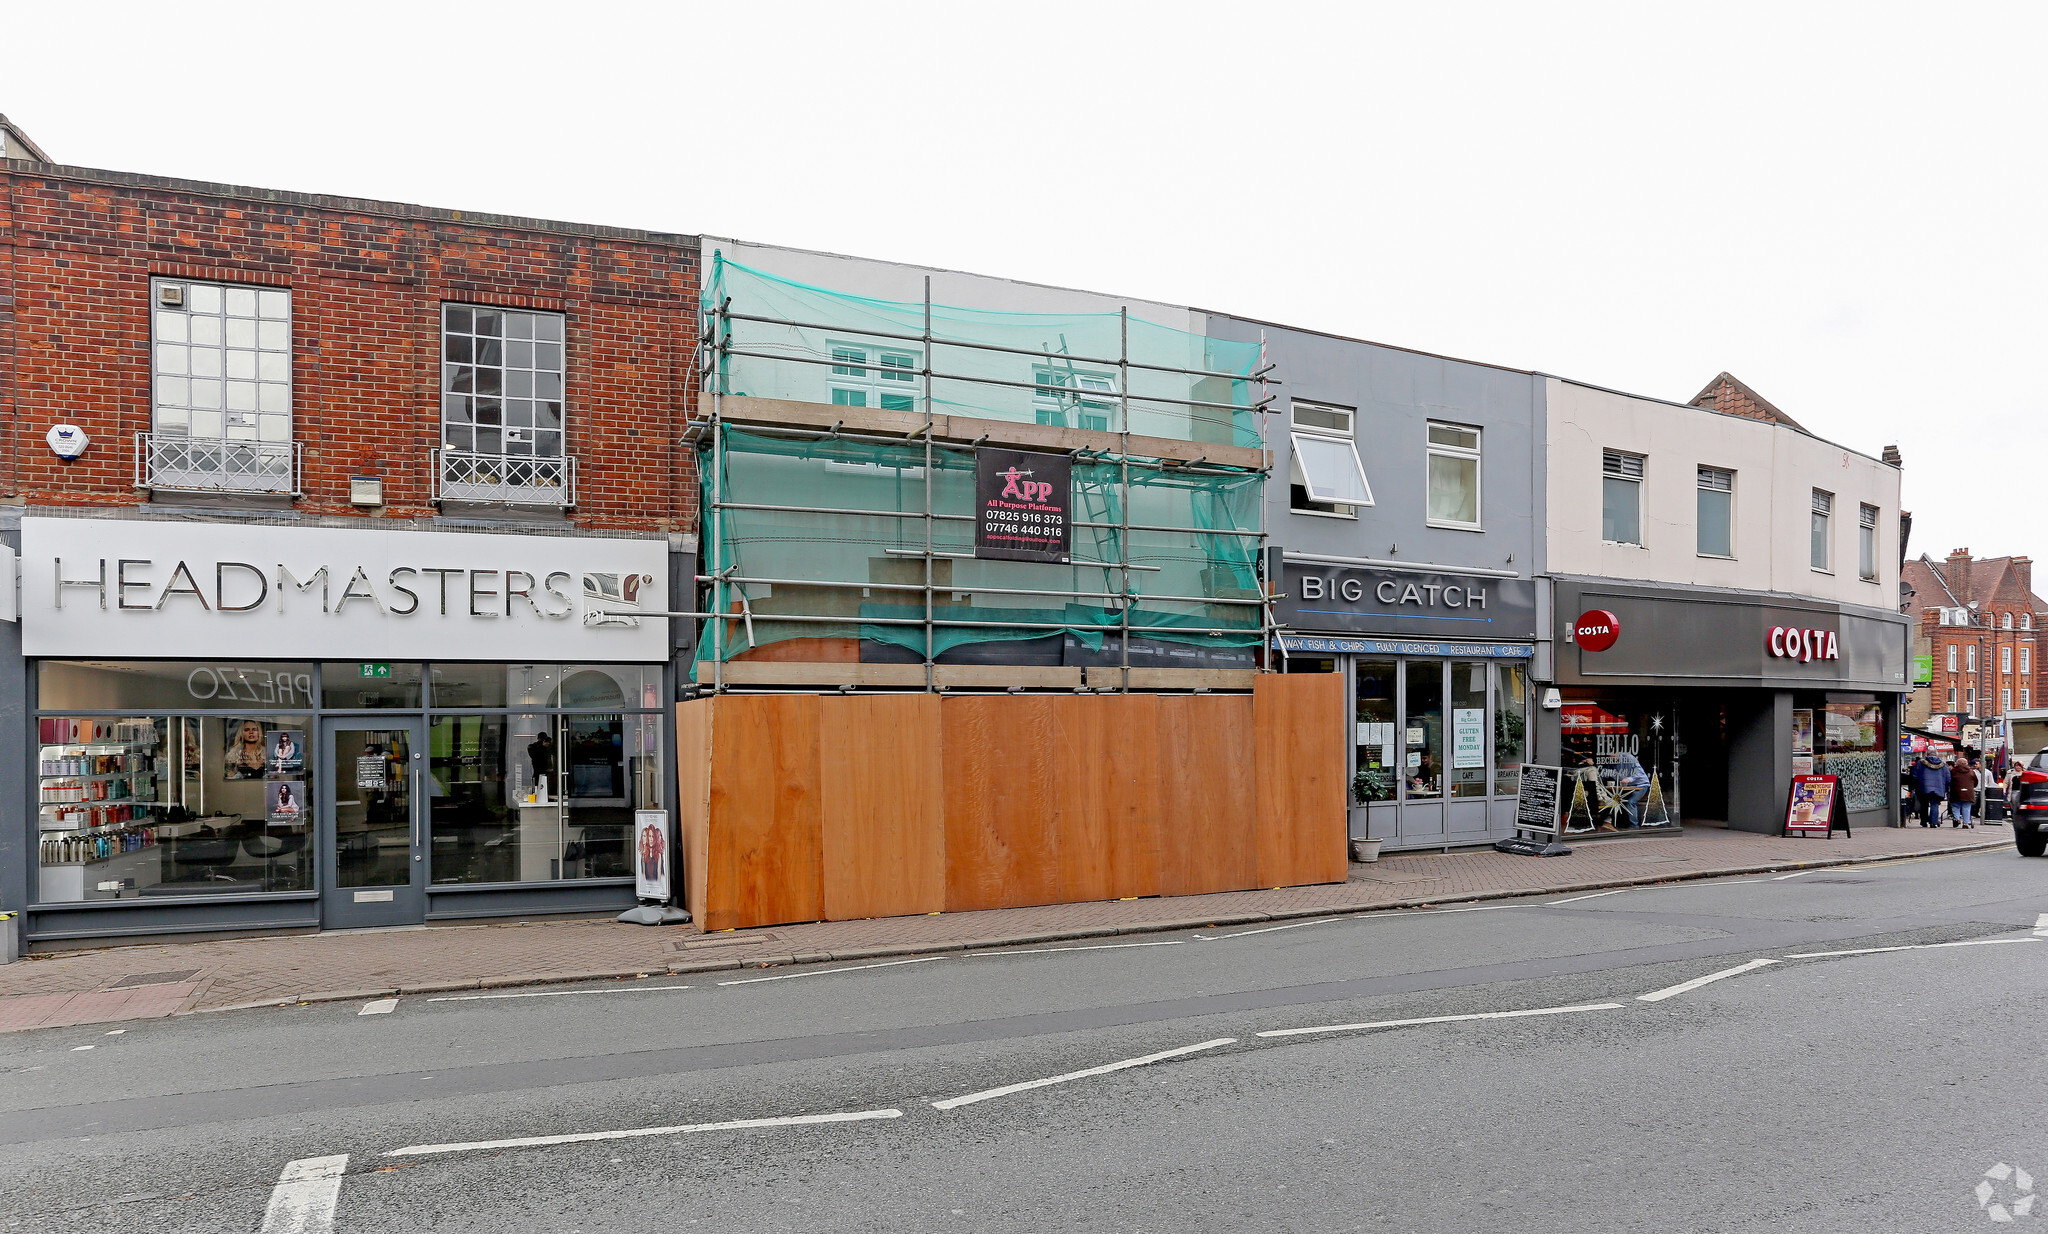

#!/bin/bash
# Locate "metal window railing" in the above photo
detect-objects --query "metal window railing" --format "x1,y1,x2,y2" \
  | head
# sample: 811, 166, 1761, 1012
135, 432, 302, 496
431, 449, 577, 507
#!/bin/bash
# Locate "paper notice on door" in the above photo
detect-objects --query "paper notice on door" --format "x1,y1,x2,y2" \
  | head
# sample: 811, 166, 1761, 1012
1453, 708, 1485, 769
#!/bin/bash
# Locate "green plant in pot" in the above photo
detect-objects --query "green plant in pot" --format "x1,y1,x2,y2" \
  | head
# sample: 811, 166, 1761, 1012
1350, 766, 1391, 862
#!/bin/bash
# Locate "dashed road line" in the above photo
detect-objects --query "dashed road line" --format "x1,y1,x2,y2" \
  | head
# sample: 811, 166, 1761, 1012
1783, 938, 2041, 959
719, 957, 946, 986
430, 985, 693, 1002
1637, 958, 1778, 1003
357, 999, 397, 1016
1772, 871, 1813, 880
932, 1038, 1236, 1110
967, 940, 1185, 957
260, 1154, 349, 1234
1193, 919, 1342, 940
1256, 1002, 1622, 1039
385, 1109, 902, 1157
1548, 888, 1632, 906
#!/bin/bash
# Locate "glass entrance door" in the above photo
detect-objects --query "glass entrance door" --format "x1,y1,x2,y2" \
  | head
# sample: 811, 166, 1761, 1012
321, 720, 427, 928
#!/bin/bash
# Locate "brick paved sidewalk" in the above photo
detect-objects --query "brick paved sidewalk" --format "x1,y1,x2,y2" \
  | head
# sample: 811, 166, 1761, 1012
0, 823, 2014, 1033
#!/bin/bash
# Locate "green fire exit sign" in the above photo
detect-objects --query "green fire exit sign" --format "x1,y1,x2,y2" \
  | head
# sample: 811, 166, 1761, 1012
359, 663, 392, 679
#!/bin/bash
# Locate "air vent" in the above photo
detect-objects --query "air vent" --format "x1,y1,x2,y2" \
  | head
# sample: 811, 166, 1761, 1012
157, 284, 185, 307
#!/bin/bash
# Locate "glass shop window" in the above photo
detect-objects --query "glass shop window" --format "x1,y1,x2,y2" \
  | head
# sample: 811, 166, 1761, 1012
1353, 658, 1397, 803
1404, 661, 1444, 801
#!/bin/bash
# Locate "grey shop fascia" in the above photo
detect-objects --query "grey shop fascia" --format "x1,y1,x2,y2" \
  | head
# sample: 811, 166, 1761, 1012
1272, 557, 1539, 643
51, 557, 583, 620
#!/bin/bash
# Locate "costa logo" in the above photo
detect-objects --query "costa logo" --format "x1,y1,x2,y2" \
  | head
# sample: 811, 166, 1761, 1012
1574, 609, 1621, 653
1770, 625, 1840, 663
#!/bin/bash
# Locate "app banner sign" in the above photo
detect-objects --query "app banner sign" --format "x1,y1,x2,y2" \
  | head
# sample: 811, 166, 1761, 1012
974, 447, 1071, 564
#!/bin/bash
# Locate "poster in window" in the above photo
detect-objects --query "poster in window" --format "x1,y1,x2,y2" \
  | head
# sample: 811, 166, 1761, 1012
223, 718, 270, 780
634, 809, 671, 901
267, 779, 305, 825
974, 447, 1071, 563
266, 729, 305, 776
1453, 708, 1486, 769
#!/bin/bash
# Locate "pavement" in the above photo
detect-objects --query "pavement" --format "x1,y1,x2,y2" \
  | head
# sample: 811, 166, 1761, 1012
3, 841, 2043, 1233
0, 822, 2011, 1033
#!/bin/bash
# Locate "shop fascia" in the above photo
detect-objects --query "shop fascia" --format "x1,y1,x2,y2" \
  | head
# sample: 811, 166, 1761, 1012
1273, 557, 1538, 642
19, 518, 669, 662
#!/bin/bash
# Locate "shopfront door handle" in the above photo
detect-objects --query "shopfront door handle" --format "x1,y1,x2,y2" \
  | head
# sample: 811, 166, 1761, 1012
412, 767, 424, 859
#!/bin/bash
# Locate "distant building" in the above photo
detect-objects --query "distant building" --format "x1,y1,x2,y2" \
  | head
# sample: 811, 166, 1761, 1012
1900, 550, 2045, 728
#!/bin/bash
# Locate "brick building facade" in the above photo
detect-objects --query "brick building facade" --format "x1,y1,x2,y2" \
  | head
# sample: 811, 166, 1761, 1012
1901, 549, 2047, 728
1, 162, 699, 530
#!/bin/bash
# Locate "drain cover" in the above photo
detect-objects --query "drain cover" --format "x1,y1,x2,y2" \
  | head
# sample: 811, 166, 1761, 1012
107, 969, 200, 988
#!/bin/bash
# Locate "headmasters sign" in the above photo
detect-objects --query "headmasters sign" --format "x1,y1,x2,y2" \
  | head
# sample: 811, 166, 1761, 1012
1273, 561, 1538, 641
19, 518, 670, 661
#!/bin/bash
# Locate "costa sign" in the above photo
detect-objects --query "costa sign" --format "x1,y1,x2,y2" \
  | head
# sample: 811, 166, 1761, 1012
1574, 609, 1621, 653
1770, 625, 1839, 662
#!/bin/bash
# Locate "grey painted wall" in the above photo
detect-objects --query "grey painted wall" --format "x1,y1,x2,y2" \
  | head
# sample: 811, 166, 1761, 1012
1201, 316, 1543, 590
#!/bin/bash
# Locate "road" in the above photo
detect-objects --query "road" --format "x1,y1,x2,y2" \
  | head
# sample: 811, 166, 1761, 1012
3, 846, 2045, 1232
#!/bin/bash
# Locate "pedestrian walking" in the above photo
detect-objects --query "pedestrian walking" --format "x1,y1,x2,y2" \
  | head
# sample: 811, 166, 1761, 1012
1950, 755, 1980, 828
1909, 752, 1950, 826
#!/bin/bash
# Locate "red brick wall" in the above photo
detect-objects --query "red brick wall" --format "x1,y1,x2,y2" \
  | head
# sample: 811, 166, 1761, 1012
0, 166, 699, 532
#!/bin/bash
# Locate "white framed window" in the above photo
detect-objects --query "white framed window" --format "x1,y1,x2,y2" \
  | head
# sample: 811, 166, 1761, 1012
1810, 489, 1834, 572
1968, 686, 1977, 713
442, 305, 566, 458
1288, 401, 1371, 516
151, 278, 293, 446
1033, 365, 1115, 431
1697, 466, 1735, 557
1948, 686, 1958, 709
2003, 645, 2013, 674
1602, 450, 1644, 545
1968, 644, 1978, 673
826, 341, 920, 413
2004, 611, 2015, 630
1948, 644, 1959, 672
2023, 647, 2032, 675
1425, 423, 1481, 529
2003, 688, 2012, 714
1858, 504, 1879, 581
2025, 689, 2033, 709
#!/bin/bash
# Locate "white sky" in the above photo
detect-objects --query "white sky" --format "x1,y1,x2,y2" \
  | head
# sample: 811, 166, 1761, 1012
9, 3, 2042, 567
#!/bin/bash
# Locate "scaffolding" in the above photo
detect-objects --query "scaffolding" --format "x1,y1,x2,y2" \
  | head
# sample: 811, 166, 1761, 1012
690, 255, 1277, 693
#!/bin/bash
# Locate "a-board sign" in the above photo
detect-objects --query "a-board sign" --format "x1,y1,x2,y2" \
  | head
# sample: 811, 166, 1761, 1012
974, 447, 1071, 563
633, 809, 671, 902
1784, 774, 1846, 836
1515, 764, 1566, 835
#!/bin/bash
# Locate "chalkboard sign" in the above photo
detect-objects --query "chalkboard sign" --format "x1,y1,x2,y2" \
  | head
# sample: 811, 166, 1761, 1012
1515, 764, 1566, 835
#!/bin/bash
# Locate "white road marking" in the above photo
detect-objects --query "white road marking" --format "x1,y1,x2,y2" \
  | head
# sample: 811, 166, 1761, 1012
1637, 958, 1779, 1002
69, 1045, 94, 1051
104, 1029, 125, 1035
967, 940, 1184, 957
429, 985, 693, 1002
931, 1038, 1236, 1110
718, 957, 943, 986
1548, 888, 1631, 906
1772, 871, 1813, 880
259, 1154, 349, 1234
1256, 1002, 1622, 1039
357, 999, 398, 1016
2033, 913, 2048, 937
1784, 938, 2042, 959
1194, 918, 1342, 940
385, 1109, 902, 1157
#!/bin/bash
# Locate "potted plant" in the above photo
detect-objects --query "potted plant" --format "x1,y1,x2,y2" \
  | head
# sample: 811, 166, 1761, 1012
1350, 766, 1391, 862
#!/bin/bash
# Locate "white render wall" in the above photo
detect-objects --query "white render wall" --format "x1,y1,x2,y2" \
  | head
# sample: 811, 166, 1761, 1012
1544, 378, 1900, 606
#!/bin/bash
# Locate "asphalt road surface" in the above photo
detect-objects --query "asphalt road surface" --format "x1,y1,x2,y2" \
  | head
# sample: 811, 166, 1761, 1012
5, 845, 2046, 1233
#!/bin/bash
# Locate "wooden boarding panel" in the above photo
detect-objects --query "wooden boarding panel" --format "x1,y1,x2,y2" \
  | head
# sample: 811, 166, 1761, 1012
942, 695, 1060, 912
701, 661, 929, 688
820, 695, 945, 921
1054, 695, 1162, 903
705, 694, 824, 930
1157, 694, 1259, 897
1253, 675, 1349, 887
931, 665, 1083, 689
673, 698, 714, 925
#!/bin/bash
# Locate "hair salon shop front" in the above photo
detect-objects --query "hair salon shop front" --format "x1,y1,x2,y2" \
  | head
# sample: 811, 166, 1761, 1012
4, 516, 676, 948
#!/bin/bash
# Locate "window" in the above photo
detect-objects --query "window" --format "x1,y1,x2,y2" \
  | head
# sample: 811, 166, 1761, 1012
2004, 611, 2015, 630
2026, 689, 2033, 709
825, 342, 920, 414
148, 278, 295, 492
2024, 647, 2032, 675
1697, 466, 1735, 557
442, 306, 566, 459
1967, 687, 1977, 713
1858, 504, 1879, 581
1425, 423, 1481, 528
1948, 687, 1958, 709
1288, 401, 1371, 515
1033, 366, 1115, 430
2003, 646, 2013, 674
1948, 644, 1959, 672
1602, 450, 1644, 545
2003, 688, 2012, 714
1810, 490, 1833, 571
1968, 644, 1978, 673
